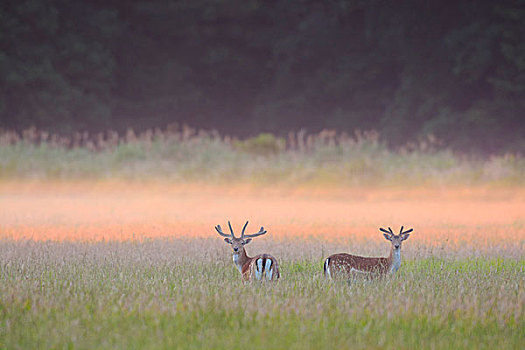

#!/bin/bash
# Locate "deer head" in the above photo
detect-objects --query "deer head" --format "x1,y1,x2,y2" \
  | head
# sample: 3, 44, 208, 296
380, 226, 412, 250
215, 221, 267, 254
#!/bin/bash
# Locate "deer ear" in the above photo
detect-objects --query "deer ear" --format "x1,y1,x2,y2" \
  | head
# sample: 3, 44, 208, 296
243, 238, 252, 245
401, 234, 410, 241
383, 233, 392, 241
224, 238, 232, 244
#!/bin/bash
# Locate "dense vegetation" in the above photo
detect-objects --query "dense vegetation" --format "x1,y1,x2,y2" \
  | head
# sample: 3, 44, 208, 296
1, 172, 523, 348
0, 239, 523, 349
1, 127, 523, 185
1, 0, 524, 153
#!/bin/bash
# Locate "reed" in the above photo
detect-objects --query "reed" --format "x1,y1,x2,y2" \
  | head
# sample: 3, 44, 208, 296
0, 126, 523, 185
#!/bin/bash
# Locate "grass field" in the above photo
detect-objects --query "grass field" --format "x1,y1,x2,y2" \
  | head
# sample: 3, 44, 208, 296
1, 128, 524, 186
0, 183, 524, 349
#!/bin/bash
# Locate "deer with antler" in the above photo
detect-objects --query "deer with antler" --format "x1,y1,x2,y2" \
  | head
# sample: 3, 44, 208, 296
216, 221, 280, 282
324, 226, 413, 279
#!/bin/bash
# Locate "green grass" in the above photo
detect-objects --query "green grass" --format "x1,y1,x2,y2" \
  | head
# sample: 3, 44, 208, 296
0, 241, 523, 349
0, 129, 523, 185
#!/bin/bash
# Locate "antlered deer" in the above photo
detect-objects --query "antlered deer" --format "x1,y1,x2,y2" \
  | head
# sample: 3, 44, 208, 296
216, 221, 280, 282
324, 226, 412, 279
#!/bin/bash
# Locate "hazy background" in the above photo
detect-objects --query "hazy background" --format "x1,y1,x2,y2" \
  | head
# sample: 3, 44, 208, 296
0, 0, 524, 153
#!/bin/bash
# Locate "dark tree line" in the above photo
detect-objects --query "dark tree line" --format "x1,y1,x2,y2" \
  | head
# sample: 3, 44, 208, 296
0, 0, 524, 152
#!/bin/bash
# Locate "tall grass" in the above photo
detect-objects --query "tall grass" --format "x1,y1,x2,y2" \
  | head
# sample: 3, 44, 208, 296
0, 161, 523, 348
0, 239, 523, 349
0, 126, 523, 185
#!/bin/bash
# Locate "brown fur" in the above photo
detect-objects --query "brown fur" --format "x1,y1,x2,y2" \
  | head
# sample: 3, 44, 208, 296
324, 227, 412, 279
325, 251, 392, 278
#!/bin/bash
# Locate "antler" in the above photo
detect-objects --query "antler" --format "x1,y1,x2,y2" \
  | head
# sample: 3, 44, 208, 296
217, 221, 268, 239
379, 227, 394, 235
241, 221, 267, 238
215, 221, 235, 238
240, 221, 249, 238
400, 226, 413, 235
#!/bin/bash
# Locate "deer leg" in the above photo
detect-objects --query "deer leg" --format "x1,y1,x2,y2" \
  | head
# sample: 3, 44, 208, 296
265, 259, 273, 280
255, 258, 264, 280
324, 258, 331, 278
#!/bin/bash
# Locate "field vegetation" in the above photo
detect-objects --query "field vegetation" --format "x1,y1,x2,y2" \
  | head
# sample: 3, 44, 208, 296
0, 127, 523, 186
0, 127, 524, 348
0, 182, 524, 349
1, 239, 523, 349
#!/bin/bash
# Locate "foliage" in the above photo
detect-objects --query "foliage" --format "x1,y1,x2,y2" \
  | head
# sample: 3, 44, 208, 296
234, 133, 285, 156
0, 1, 524, 152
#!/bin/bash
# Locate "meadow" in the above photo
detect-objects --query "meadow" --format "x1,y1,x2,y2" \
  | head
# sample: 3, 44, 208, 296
1, 183, 524, 349
0, 128, 524, 349
0, 127, 523, 186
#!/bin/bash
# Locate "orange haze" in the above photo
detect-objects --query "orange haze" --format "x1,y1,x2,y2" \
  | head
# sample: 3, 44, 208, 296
1, 182, 524, 251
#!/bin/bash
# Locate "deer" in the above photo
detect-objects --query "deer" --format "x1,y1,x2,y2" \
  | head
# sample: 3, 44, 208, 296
324, 226, 412, 279
215, 221, 280, 282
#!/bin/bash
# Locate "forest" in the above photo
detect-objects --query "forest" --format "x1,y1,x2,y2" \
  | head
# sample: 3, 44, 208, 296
0, 0, 524, 153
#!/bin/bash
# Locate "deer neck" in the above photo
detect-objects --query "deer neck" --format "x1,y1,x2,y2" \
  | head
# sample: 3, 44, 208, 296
232, 247, 250, 273
389, 246, 401, 273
